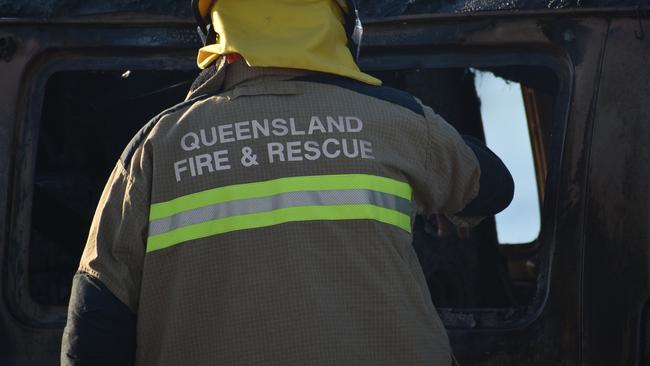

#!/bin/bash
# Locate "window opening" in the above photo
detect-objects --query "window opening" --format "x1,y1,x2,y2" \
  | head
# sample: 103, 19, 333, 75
30, 69, 196, 305
473, 69, 542, 244
371, 63, 560, 312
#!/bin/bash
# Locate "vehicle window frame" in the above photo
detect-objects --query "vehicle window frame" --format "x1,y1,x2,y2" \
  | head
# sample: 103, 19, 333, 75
360, 48, 572, 328
6, 52, 197, 327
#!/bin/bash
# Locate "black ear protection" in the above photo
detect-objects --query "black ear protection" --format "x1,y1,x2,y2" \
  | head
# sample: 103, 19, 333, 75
192, 0, 217, 46
342, 0, 363, 60
191, 0, 364, 61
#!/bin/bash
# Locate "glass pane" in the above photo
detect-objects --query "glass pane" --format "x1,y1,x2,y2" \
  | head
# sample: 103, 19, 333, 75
473, 69, 541, 244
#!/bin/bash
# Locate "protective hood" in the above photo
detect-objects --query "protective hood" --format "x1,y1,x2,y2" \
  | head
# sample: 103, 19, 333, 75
196, 0, 381, 86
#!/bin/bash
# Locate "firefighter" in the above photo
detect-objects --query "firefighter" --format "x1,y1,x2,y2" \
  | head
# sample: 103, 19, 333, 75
61, 0, 513, 365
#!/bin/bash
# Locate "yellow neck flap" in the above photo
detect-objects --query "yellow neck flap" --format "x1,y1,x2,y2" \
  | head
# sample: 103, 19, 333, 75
196, 0, 381, 86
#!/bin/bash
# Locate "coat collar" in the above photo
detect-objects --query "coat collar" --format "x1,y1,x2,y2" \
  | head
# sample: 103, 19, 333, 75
186, 57, 312, 101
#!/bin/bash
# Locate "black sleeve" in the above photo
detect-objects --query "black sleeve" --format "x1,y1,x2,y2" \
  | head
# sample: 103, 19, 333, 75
456, 135, 515, 217
61, 272, 137, 366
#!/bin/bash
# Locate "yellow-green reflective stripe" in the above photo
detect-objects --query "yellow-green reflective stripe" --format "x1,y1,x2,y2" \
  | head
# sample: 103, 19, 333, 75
149, 174, 411, 221
146, 204, 410, 253
148, 189, 411, 236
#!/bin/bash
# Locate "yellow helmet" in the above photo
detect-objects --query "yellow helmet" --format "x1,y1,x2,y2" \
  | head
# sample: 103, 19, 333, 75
191, 0, 364, 60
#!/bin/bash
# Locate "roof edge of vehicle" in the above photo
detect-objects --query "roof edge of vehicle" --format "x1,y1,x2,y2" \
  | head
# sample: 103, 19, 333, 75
0, 6, 648, 25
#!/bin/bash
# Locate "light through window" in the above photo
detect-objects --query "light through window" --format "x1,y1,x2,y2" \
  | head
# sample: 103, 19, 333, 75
473, 70, 541, 244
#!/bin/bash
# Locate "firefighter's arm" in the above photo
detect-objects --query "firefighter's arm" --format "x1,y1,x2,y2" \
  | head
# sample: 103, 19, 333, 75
61, 141, 151, 365
413, 105, 513, 225
61, 272, 136, 366
455, 135, 514, 217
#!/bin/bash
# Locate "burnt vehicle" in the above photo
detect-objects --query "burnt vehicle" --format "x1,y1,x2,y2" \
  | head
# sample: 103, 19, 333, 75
0, 0, 649, 365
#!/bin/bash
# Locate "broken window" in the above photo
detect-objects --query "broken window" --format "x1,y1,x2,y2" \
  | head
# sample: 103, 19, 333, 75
369, 58, 567, 326
474, 69, 541, 244
29, 69, 197, 307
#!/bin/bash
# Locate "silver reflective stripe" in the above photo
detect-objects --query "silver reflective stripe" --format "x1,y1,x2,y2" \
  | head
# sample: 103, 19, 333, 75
149, 189, 411, 236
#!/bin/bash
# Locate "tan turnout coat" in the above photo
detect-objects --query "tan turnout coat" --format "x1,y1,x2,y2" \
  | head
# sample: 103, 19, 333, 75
79, 60, 480, 365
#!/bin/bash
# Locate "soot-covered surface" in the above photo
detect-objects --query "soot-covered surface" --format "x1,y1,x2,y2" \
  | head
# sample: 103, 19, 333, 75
1, 0, 648, 19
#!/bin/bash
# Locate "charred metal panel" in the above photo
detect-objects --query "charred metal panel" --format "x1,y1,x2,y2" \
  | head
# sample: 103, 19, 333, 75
0, 0, 189, 18
583, 17, 650, 366
1, 0, 649, 19
642, 300, 650, 365
358, 0, 649, 16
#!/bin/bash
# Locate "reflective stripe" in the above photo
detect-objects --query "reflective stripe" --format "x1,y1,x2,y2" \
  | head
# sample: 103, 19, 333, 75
146, 174, 412, 253
147, 205, 410, 253
149, 189, 411, 236
149, 174, 411, 220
